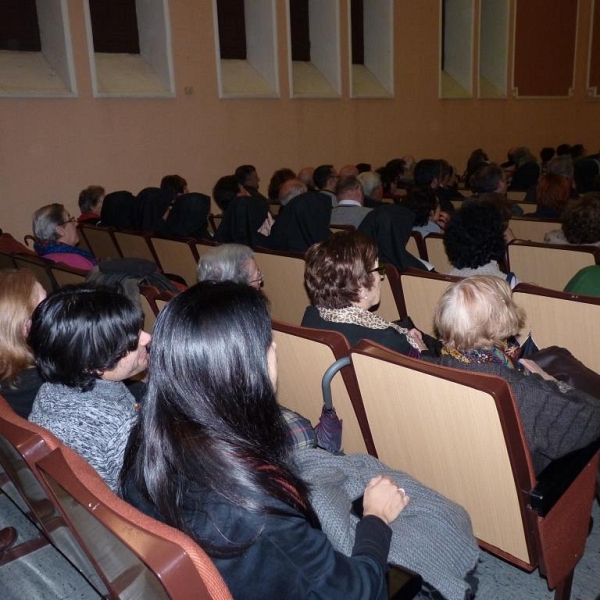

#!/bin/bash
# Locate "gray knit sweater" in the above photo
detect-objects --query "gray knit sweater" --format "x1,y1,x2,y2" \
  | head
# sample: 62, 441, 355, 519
29, 380, 138, 491
294, 449, 479, 600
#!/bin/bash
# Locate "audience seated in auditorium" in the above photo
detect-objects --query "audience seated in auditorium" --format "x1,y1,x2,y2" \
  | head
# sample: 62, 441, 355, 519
524, 155, 577, 204
0, 270, 46, 418
414, 159, 454, 215
197, 243, 263, 289
313, 164, 339, 207
302, 231, 430, 357
120, 280, 415, 599
99, 190, 138, 229
508, 147, 540, 191
267, 168, 297, 202
32, 203, 97, 270
431, 276, 600, 475
357, 171, 385, 208
524, 173, 570, 219
436, 159, 463, 207
77, 185, 105, 225
401, 188, 443, 238
358, 204, 430, 272
278, 178, 307, 208
162, 192, 211, 241
28, 285, 150, 491
469, 163, 522, 216
330, 176, 372, 229
267, 191, 332, 253
545, 192, 600, 247
213, 176, 273, 248
444, 201, 519, 288
236, 164, 269, 203
539, 146, 555, 174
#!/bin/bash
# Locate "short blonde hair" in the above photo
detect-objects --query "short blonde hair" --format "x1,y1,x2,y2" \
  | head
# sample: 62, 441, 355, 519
0, 270, 40, 383
434, 275, 525, 351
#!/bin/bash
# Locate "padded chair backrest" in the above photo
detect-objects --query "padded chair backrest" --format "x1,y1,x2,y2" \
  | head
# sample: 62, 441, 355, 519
507, 241, 600, 290
423, 233, 452, 274
13, 254, 56, 293
406, 231, 427, 260
196, 239, 219, 260
507, 191, 527, 202
350, 342, 535, 565
79, 225, 122, 259
0, 396, 108, 595
150, 236, 199, 286
36, 445, 232, 600
514, 283, 600, 374
255, 249, 308, 325
113, 230, 157, 263
508, 218, 561, 243
272, 321, 372, 455
397, 269, 461, 336
375, 263, 403, 322
50, 264, 88, 288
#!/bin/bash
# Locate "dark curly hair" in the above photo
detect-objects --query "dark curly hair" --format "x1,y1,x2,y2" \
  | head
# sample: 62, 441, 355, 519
443, 201, 506, 269
562, 192, 600, 244
304, 231, 378, 309
400, 188, 439, 226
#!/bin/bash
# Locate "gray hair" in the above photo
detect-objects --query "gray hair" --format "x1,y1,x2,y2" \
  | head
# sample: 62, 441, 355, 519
357, 171, 382, 198
197, 244, 255, 283
279, 179, 307, 206
32, 203, 66, 241
548, 155, 574, 179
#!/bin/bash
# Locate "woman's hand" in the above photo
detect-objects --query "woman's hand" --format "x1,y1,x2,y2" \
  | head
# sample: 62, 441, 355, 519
362, 475, 410, 525
257, 212, 274, 236
408, 328, 428, 352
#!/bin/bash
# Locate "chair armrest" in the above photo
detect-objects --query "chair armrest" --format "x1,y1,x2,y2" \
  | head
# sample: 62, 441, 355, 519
529, 438, 600, 517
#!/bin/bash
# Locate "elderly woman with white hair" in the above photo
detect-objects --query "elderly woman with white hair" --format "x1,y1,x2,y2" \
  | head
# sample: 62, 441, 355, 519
197, 243, 263, 289
430, 275, 600, 475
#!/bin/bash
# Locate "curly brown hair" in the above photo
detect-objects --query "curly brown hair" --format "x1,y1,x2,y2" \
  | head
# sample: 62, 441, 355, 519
536, 174, 570, 214
562, 192, 600, 244
304, 231, 379, 308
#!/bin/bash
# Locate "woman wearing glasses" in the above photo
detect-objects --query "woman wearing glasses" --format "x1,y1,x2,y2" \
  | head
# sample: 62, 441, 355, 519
32, 203, 96, 270
302, 231, 430, 357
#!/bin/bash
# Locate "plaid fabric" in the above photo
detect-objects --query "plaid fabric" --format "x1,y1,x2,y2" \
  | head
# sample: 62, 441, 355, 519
281, 407, 317, 450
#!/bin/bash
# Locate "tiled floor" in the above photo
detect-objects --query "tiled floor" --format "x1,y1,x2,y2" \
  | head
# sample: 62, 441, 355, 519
0, 490, 598, 599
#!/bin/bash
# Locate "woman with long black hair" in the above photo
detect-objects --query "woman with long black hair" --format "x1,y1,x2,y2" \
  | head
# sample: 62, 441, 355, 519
120, 281, 409, 599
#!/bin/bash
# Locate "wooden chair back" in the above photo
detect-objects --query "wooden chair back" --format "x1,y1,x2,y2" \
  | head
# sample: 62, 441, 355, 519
13, 254, 56, 293
376, 263, 403, 322
139, 285, 160, 331
78, 225, 122, 259
0, 396, 108, 595
113, 230, 157, 263
36, 445, 232, 600
423, 233, 452, 274
254, 248, 308, 325
350, 342, 599, 594
154, 290, 176, 313
406, 231, 427, 261
514, 283, 600, 374
396, 269, 461, 336
195, 239, 219, 259
150, 236, 200, 286
272, 321, 372, 455
507, 241, 600, 291
508, 217, 561, 243
507, 190, 527, 202
208, 214, 222, 237
49, 263, 88, 288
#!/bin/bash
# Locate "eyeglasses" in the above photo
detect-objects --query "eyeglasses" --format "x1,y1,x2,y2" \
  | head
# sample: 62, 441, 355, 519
60, 216, 77, 225
368, 264, 387, 280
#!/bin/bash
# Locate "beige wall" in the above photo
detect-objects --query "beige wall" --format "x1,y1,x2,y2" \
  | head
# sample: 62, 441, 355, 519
2, 0, 600, 240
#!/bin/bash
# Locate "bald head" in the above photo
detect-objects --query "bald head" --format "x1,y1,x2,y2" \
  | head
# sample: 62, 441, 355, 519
339, 164, 359, 178
297, 167, 315, 188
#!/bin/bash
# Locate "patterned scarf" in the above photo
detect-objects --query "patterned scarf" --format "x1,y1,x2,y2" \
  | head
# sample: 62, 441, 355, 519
317, 305, 422, 353
34, 239, 97, 265
440, 345, 516, 369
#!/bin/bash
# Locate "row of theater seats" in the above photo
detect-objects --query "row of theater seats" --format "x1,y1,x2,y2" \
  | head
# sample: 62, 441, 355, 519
0, 395, 233, 599
272, 320, 600, 598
